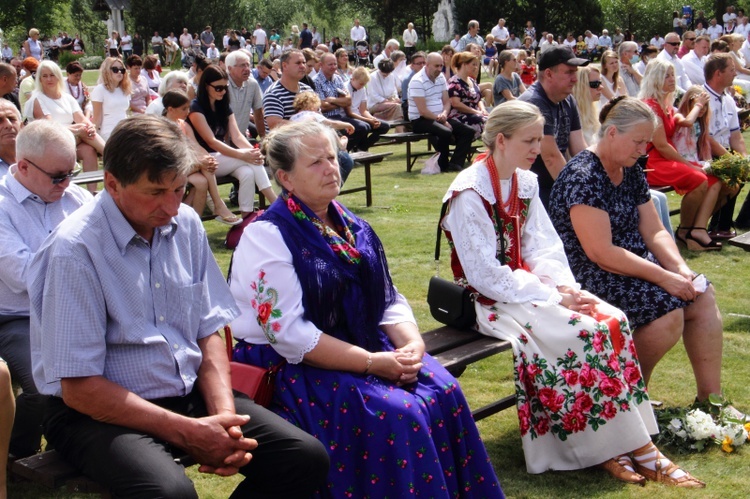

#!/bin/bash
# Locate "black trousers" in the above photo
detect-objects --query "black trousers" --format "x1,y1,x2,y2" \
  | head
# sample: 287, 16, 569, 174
44, 391, 329, 498
411, 117, 475, 170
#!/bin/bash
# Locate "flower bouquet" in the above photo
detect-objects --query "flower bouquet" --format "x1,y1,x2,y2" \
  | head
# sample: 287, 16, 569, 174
655, 393, 750, 453
703, 152, 750, 188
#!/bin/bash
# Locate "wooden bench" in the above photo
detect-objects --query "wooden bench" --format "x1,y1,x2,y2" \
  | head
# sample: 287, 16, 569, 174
71, 169, 104, 187
339, 150, 392, 207
372, 132, 431, 172
727, 230, 750, 251
422, 325, 515, 421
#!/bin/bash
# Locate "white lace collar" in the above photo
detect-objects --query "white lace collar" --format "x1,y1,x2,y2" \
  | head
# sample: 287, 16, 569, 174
442, 160, 538, 203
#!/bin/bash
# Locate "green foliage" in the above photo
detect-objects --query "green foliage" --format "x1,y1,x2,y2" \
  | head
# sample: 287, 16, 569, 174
77, 55, 103, 69
0, 0, 69, 41
452, 0, 602, 40
58, 50, 83, 68
600, 0, 715, 38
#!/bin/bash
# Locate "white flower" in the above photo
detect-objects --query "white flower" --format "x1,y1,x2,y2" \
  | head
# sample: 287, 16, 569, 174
721, 423, 748, 446
685, 409, 720, 440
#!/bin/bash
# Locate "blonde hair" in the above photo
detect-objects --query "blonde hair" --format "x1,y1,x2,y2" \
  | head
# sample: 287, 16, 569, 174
638, 59, 673, 103
573, 66, 601, 140
351, 66, 370, 84
600, 50, 620, 83
98, 57, 132, 94
35, 60, 65, 96
677, 86, 712, 161
28, 28, 39, 38
292, 91, 321, 112
482, 101, 543, 152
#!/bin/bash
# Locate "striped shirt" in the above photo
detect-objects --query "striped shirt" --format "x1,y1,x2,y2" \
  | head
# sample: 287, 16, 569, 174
407, 68, 448, 120
262, 80, 312, 131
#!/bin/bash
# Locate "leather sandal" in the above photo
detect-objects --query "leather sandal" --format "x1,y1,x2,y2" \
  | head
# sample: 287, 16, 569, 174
684, 227, 722, 252
631, 444, 705, 488
598, 455, 646, 486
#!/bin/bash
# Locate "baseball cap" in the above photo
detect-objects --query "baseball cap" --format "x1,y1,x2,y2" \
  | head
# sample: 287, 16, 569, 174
538, 46, 589, 71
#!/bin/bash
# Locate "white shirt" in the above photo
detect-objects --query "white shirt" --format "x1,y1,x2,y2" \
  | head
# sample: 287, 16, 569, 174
649, 36, 665, 49
539, 40, 558, 54
563, 38, 577, 49
229, 220, 415, 363
707, 24, 724, 40
312, 31, 321, 45
741, 39, 750, 65
151, 35, 163, 47
585, 35, 599, 49
253, 29, 267, 46
407, 68, 447, 120
736, 23, 750, 39
723, 12, 738, 24
402, 28, 418, 47
656, 49, 692, 92
180, 33, 193, 49
206, 46, 220, 59
350, 25, 367, 42
1, 46, 12, 59
705, 83, 740, 149
491, 26, 509, 43
120, 35, 132, 50
451, 39, 461, 50
682, 50, 706, 85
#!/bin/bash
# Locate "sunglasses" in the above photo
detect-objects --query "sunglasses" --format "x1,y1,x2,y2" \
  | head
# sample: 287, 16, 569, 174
685, 37, 696, 41
209, 83, 229, 92
110, 67, 126, 74
665, 41, 680, 46
25, 158, 81, 184
589, 80, 602, 88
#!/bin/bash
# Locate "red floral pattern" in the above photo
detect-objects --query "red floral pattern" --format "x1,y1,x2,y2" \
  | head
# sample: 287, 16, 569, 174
250, 269, 282, 343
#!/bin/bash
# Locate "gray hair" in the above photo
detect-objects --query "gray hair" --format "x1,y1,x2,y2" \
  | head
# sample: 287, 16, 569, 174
597, 96, 657, 140
385, 39, 400, 50
617, 41, 638, 59
262, 121, 339, 186
158, 70, 190, 97
103, 115, 196, 186
225, 50, 250, 68
482, 101, 543, 152
0, 99, 21, 121
16, 120, 76, 164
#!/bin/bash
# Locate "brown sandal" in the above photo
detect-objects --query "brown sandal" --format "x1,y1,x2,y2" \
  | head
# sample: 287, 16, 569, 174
598, 455, 646, 486
631, 443, 705, 488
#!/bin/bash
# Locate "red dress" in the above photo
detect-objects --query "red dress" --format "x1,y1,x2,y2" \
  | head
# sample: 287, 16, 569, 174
643, 98, 718, 194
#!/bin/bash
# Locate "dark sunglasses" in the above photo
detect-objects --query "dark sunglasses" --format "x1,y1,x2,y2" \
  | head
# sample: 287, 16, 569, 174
25, 158, 81, 184
685, 37, 696, 41
208, 83, 228, 92
589, 80, 602, 88
665, 41, 680, 46
110, 67, 126, 74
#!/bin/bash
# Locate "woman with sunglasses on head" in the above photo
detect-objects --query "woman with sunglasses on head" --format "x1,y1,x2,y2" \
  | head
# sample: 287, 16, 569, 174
30, 60, 105, 192
549, 98, 741, 472
91, 57, 131, 141
187, 65, 276, 219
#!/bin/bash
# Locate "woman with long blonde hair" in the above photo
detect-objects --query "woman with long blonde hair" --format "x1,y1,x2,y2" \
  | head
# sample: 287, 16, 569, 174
599, 50, 626, 106
572, 66, 602, 144
91, 57, 132, 141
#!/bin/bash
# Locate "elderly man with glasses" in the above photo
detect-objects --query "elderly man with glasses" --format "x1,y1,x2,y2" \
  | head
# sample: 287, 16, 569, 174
656, 32, 693, 92
0, 120, 91, 460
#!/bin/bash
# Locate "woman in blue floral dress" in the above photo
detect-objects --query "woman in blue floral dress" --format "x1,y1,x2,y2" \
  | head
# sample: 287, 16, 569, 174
230, 120, 503, 498
443, 101, 703, 487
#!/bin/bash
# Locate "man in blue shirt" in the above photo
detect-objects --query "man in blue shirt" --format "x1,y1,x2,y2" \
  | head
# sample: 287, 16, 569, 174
0, 120, 92, 458
298, 23, 313, 50
29, 115, 329, 497
252, 58, 275, 94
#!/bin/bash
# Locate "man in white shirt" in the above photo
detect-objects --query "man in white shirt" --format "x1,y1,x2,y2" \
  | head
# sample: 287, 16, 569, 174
649, 33, 665, 49
562, 33, 577, 50
682, 35, 710, 85
1, 44, 13, 63
707, 19, 724, 40
583, 30, 599, 59
735, 16, 749, 39
206, 43, 220, 62
723, 6, 738, 25
539, 33, 558, 54
252, 23, 268, 64
151, 31, 163, 60
656, 32, 692, 92
350, 19, 367, 43
408, 52, 474, 172
491, 18, 510, 53
311, 27, 321, 46
268, 41, 282, 61
372, 39, 400, 69
597, 29, 613, 52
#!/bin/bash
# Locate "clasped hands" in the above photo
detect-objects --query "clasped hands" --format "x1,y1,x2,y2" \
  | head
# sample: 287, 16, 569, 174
369, 342, 424, 386
557, 285, 599, 315
185, 412, 257, 477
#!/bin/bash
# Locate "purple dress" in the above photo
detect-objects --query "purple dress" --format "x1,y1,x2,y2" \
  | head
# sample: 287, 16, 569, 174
232, 196, 504, 498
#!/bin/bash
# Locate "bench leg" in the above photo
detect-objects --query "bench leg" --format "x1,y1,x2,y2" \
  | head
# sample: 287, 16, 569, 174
406, 141, 413, 172
364, 162, 372, 207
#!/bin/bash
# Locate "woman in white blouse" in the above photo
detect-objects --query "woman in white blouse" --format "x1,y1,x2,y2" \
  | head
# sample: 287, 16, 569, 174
30, 60, 104, 191
440, 101, 698, 486
91, 57, 131, 140
366, 58, 403, 122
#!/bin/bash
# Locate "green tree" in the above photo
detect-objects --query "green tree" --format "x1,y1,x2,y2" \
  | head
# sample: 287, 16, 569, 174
600, 0, 714, 39
0, 0, 70, 45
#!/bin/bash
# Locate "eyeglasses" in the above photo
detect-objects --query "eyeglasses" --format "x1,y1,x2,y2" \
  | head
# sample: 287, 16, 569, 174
665, 41, 680, 46
208, 84, 228, 92
685, 37, 696, 41
110, 67, 126, 74
25, 158, 81, 184
589, 80, 602, 88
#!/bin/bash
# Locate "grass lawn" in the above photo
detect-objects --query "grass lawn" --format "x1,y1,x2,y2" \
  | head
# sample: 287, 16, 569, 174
11, 71, 750, 498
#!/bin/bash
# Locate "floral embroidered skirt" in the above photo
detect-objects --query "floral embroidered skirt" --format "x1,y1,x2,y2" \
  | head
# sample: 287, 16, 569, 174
475, 299, 658, 474
234, 341, 504, 498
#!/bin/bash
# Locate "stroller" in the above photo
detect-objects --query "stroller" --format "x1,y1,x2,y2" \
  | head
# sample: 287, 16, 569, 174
355, 40, 370, 66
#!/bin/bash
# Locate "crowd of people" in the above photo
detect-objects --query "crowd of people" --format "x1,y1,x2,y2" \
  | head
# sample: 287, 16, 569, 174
0, 8, 749, 498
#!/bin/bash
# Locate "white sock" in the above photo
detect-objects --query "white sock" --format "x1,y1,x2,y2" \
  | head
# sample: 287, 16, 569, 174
633, 448, 687, 479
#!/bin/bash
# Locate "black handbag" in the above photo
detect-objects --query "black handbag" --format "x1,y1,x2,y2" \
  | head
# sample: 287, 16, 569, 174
427, 200, 505, 328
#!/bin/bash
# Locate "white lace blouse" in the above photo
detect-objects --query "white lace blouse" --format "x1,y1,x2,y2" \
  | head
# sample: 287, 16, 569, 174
229, 220, 416, 364
441, 162, 578, 305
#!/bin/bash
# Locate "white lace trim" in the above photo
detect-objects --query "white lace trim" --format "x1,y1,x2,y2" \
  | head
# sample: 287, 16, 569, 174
443, 161, 538, 203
